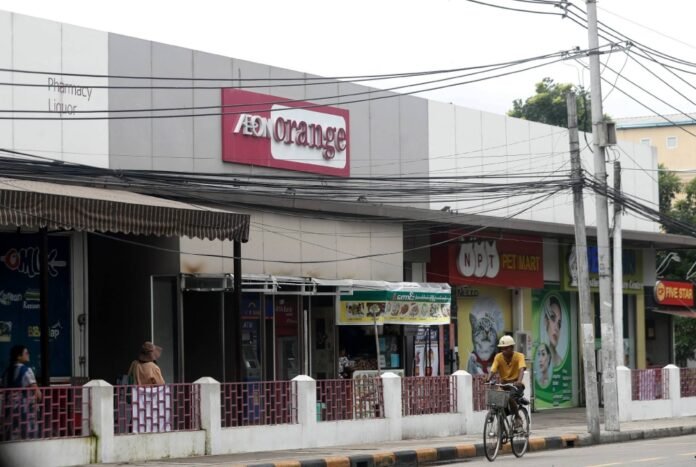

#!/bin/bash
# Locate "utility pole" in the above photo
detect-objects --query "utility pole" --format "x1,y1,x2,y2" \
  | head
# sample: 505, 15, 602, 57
613, 161, 624, 366
586, 0, 620, 432
567, 92, 600, 442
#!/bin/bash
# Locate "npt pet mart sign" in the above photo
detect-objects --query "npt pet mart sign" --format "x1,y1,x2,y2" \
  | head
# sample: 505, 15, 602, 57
221, 89, 350, 176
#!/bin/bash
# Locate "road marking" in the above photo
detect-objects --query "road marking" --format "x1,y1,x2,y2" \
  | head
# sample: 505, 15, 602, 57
678, 452, 696, 456
586, 458, 665, 467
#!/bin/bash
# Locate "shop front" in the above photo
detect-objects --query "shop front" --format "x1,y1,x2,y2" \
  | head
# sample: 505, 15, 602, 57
428, 232, 544, 377
560, 245, 645, 369
644, 280, 694, 367
336, 282, 451, 377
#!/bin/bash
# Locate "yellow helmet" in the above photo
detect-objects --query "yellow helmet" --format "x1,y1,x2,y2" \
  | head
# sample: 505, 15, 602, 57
497, 335, 515, 347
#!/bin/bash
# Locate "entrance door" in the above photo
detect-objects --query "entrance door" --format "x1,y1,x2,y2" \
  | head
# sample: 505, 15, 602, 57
311, 306, 335, 379
182, 291, 224, 382
151, 276, 178, 383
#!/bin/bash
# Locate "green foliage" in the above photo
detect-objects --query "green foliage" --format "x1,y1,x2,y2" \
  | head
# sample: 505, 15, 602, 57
658, 163, 682, 216
675, 317, 696, 366
508, 78, 592, 132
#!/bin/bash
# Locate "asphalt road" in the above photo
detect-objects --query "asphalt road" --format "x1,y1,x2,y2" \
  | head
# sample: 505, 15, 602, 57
443, 434, 696, 466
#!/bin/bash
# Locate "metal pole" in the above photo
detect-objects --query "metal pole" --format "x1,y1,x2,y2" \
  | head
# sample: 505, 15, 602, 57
373, 313, 382, 375
39, 228, 50, 386
233, 240, 243, 381
586, 0, 620, 432
567, 92, 601, 442
613, 161, 624, 366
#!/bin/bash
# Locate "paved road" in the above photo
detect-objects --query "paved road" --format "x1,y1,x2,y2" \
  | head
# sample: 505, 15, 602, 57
444, 434, 696, 466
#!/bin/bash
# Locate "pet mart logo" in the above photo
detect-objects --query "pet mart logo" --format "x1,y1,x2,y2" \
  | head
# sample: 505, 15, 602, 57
457, 240, 500, 279
1, 247, 67, 278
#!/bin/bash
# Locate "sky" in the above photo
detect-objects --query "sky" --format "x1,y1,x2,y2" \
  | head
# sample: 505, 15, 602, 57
1, 0, 695, 119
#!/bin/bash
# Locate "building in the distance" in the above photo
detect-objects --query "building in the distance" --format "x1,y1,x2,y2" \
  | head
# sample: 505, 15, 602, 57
616, 113, 696, 186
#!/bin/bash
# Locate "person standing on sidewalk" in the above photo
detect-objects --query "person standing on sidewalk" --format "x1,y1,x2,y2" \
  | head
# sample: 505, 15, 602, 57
127, 341, 169, 433
2, 345, 42, 440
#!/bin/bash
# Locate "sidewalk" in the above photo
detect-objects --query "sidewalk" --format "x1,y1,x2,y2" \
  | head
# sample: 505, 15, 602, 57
83, 409, 696, 467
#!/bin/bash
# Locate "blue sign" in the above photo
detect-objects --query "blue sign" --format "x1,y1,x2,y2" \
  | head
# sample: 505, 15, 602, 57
0, 234, 72, 378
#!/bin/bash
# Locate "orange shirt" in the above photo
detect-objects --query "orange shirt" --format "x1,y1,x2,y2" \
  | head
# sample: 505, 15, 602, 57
490, 352, 526, 383
128, 360, 165, 385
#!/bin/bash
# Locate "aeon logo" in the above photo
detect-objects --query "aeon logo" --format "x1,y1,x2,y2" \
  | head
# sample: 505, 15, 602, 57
457, 241, 500, 279
234, 111, 347, 161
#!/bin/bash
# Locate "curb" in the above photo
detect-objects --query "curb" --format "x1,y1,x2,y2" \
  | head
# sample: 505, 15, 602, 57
242, 434, 579, 467
240, 426, 696, 467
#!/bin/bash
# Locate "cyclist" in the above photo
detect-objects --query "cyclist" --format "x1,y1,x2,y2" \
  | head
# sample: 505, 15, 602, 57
485, 335, 527, 428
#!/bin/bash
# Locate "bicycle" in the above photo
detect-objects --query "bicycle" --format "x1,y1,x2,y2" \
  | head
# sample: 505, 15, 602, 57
482, 382, 531, 461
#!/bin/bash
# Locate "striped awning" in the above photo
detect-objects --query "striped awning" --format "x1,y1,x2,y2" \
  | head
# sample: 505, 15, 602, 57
0, 178, 250, 242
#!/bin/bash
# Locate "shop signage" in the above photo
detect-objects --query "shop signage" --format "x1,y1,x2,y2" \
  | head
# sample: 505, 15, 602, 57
221, 89, 350, 177
654, 280, 694, 307
562, 246, 643, 293
338, 285, 451, 326
435, 235, 543, 288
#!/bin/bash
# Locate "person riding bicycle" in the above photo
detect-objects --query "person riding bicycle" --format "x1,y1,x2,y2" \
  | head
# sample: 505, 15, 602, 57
485, 335, 527, 428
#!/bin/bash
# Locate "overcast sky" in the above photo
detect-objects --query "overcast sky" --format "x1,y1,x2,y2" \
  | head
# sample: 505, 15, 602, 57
1, 0, 695, 119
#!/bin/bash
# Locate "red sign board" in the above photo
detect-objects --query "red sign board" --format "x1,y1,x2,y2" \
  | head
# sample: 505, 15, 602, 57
221, 89, 350, 177
654, 280, 694, 307
429, 233, 543, 289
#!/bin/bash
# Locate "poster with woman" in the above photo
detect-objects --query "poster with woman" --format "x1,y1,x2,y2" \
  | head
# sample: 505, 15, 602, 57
532, 288, 574, 409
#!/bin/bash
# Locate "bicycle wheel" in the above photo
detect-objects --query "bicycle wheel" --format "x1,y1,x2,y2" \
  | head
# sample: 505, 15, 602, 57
511, 406, 530, 458
483, 410, 502, 462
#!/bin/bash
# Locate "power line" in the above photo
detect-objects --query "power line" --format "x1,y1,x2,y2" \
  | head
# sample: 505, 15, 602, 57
465, 0, 563, 15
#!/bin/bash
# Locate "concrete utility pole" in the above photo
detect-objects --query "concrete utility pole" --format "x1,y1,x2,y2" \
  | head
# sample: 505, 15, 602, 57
567, 92, 601, 442
613, 161, 624, 366
586, 0, 620, 431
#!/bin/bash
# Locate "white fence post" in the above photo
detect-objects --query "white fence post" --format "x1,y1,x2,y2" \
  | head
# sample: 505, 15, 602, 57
523, 369, 532, 402
380, 372, 403, 441
84, 379, 114, 463
664, 364, 681, 418
292, 375, 316, 446
453, 370, 473, 432
616, 366, 632, 422
195, 377, 221, 455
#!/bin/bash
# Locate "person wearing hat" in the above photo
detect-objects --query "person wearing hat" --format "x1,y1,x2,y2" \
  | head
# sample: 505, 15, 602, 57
127, 341, 165, 386
486, 335, 527, 428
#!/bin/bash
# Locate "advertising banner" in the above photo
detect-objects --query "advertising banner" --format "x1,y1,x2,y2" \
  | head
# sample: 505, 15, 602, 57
562, 246, 643, 293
222, 89, 350, 177
0, 234, 72, 377
430, 234, 543, 289
338, 285, 451, 326
654, 280, 694, 307
414, 327, 439, 377
456, 286, 512, 375
531, 287, 574, 409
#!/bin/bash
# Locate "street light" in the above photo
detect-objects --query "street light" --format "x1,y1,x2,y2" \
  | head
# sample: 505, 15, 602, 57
656, 252, 681, 277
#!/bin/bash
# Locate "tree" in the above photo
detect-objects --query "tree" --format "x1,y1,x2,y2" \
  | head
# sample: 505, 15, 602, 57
508, 78, 593, 132
658, 163, 682, 216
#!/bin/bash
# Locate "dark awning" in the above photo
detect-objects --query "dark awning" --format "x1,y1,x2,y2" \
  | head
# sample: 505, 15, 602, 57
652, 309, 696, 319
0, 178, 250, 242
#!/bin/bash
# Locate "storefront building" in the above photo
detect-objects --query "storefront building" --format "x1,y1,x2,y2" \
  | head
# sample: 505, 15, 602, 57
2, 12, 693, 386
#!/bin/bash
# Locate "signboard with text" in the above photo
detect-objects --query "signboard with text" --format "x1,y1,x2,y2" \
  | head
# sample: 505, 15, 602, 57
654, 280, 694, 307
430, 234, 543, 289
221, 89, 350, 176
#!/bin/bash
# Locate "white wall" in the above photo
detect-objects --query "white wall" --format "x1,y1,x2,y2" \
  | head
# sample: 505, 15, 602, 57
111, 431, 206, 463
0, 12, 109, 167
180, 210, 404, 281
427, 102, 660, 233
0, 437, 93, 467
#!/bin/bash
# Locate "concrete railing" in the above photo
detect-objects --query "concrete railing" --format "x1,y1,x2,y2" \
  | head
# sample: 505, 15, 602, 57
0, 371, 534, 467
617, 365, 696, 422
